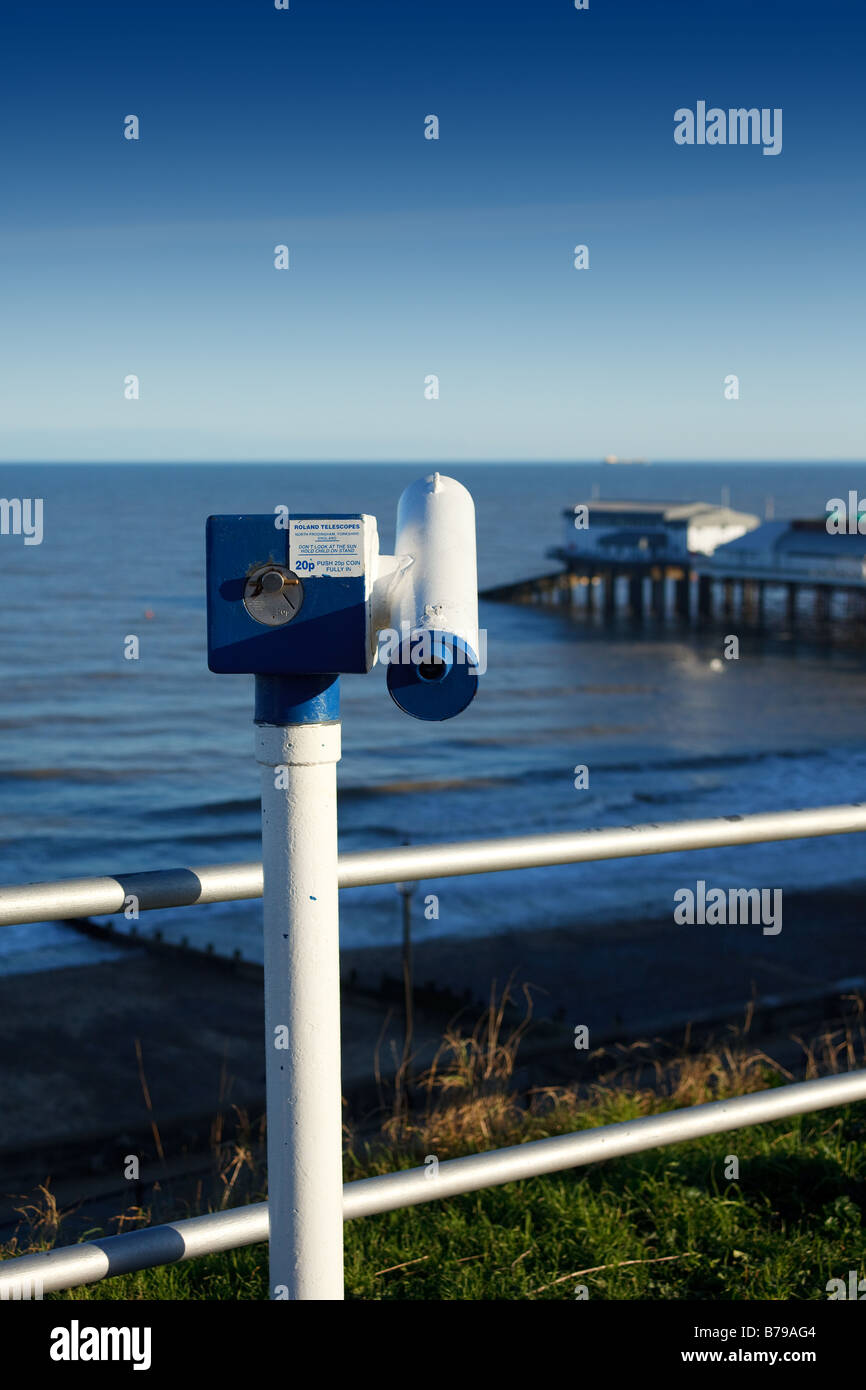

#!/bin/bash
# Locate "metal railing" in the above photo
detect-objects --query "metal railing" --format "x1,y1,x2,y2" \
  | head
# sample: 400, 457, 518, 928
2, 802, 866, 927
2, 799, 866, 1296
3, 1070, 866, 1297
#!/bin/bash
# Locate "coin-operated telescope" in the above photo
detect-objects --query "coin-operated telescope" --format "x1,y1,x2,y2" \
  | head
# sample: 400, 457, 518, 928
205, 473, 481, 1303
206, 471, 480, 719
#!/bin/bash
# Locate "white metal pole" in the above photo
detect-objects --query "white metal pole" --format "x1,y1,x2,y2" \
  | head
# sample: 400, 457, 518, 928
256, 718, 344, 1300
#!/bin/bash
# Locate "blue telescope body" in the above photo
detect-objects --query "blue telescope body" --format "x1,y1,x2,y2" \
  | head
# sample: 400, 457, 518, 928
205, 474, 481, 722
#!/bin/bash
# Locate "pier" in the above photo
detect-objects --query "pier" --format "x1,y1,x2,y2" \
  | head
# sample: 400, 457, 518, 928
481, 505, 866, 635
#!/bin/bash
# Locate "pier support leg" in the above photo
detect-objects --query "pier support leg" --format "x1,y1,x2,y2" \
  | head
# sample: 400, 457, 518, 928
743, 581, 759, 622
697, 576, 712, 619
723, 581, 734, 619
651, 574, 665, 618
786, 584, 797, 625
675, 575, 691, 618
604, 571, 616, 617
628, 575, 644, 618
815, 587, 831, 625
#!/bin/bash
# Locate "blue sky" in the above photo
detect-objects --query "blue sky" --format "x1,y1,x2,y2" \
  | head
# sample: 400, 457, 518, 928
0, 0, 863, 463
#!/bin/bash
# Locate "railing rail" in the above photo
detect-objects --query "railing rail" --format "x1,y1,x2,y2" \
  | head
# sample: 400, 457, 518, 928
2, 801, 865, 927
3, 1070, 866, 1297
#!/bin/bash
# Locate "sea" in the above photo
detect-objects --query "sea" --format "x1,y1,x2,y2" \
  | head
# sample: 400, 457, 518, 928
1, 461, 865, 976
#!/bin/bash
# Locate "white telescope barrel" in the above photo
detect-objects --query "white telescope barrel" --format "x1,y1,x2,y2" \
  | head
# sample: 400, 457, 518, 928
384, 472, 480, 720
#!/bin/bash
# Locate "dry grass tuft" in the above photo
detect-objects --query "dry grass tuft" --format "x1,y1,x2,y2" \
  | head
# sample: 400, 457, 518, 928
381, 976, 535, 1150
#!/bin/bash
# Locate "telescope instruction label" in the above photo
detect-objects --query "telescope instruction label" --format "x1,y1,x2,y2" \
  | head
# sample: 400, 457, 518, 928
289, 518, 365, 577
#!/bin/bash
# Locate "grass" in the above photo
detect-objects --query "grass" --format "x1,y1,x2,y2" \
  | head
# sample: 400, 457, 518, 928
4, 987, 866, 1300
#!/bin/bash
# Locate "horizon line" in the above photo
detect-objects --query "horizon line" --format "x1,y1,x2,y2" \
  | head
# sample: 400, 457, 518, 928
1, 458, 864, 468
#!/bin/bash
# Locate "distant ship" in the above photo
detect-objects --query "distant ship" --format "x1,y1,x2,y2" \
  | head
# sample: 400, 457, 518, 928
603, 455, 651, 466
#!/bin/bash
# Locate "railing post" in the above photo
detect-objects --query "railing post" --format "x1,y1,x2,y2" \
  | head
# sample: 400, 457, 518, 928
255, 674, 344, 1301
